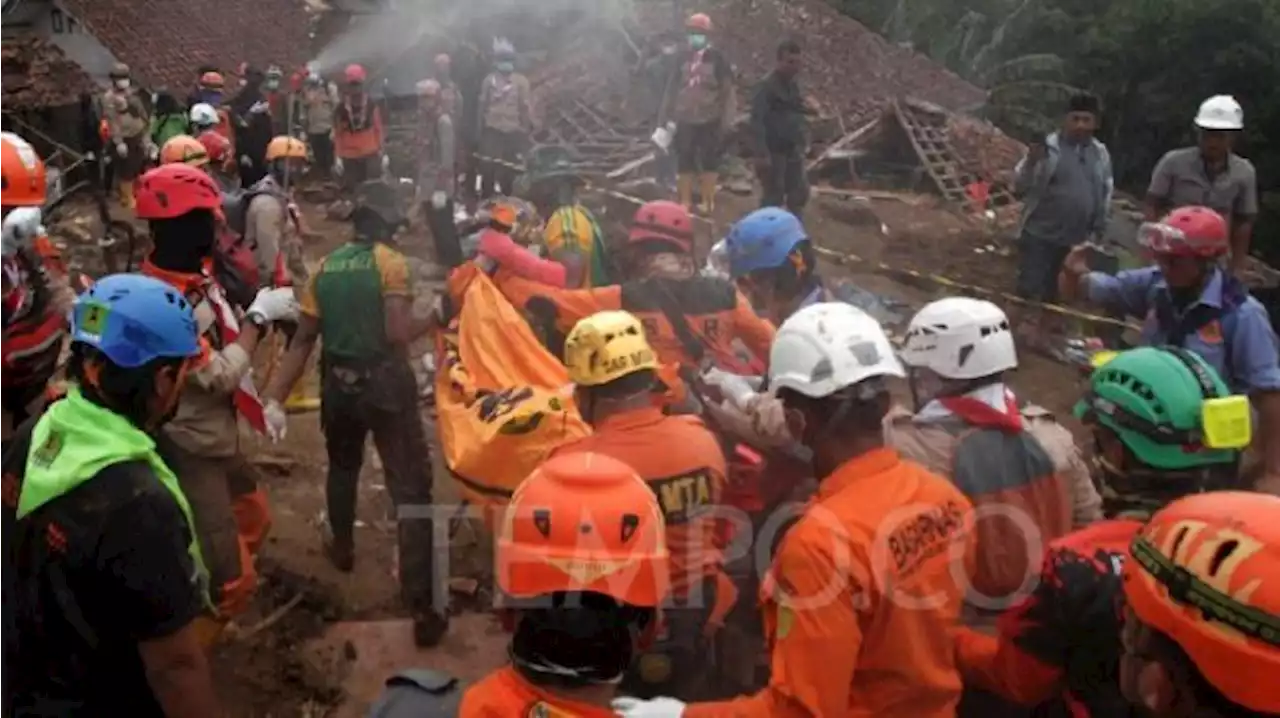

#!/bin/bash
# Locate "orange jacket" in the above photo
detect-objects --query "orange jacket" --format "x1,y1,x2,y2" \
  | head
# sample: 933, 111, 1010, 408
458, 666, 617, 717
493, 270, 774, 373
554, 406, 727, 597
334, 95, 384, 159
686, 448, 975, 718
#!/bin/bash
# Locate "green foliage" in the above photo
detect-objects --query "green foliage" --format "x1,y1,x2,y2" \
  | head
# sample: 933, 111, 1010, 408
831, 0, 1280, 263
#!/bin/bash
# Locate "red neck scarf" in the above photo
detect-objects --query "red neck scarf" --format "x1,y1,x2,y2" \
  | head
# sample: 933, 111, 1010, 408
937, 387, 1023, 433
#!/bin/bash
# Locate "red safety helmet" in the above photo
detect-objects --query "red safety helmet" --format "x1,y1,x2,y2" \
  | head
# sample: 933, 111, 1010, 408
197, 130, 232, 165
199, 71, 225, 90
344, 64, 367, 84
135, 164, 223, 220
1139, 205, 1229, 258
686, 13, 712, 32
627, 200, 694, 253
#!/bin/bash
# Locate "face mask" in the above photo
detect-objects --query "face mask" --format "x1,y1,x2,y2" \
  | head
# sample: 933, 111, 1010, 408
264, 79, 280, 91
688, 33, 708, 50
115, 78, 131, 90
495, 61, 514, 74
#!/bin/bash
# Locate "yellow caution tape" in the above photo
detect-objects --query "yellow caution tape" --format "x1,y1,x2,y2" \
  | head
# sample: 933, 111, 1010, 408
473, 152, 1138, 330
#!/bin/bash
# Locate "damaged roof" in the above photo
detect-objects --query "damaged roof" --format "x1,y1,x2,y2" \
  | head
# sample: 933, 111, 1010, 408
59, 0, 316, 91
2, 36, 96, 108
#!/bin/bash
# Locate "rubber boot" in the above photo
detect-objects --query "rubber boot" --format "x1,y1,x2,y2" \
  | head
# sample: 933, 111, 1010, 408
698, 172, 718, 215
118, 180, 136, 210
677, 173, 695, 211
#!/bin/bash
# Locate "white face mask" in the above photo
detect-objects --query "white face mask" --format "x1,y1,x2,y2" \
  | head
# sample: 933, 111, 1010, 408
114, 78, 130, 90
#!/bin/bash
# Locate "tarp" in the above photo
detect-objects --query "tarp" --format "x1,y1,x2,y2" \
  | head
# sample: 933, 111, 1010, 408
434, 265, 591, 525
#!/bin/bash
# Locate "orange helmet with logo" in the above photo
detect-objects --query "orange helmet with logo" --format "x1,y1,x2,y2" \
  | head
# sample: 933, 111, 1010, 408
1, 132, 47, 207
160, 134, 210, 168
497, 452, 669, 607
1124, 491, 1280, 713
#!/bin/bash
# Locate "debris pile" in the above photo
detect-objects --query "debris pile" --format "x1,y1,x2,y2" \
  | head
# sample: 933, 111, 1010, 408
1, 37, 95, 109
947, 114, 1027, 181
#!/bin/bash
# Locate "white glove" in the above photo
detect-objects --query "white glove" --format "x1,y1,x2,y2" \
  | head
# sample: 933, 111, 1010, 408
333, 157, 344, 176
147, 143, 159, 161
264, 399, 287, 443
246, 287, 300, 324
239, 154, 253, 168
745, 393, 790, 444
380, 154, 391, 172
115, 141, 128, 158
84, 151, 96, 162
431, 190, 448, 210
611, 697, 687, 717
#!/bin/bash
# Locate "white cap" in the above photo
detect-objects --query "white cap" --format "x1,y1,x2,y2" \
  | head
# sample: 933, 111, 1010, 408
901, 297, 1017, 380
768, 302, 904, 399
1194, 95, 1244, 130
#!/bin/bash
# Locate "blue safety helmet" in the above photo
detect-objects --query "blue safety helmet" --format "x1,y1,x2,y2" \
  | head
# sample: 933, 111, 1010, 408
71, 274, 201, 369
725, 207, 807, 278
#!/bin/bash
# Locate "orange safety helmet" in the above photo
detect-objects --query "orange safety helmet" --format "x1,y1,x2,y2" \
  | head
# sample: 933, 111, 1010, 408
1124, 491, 1280, 714
1, 132, 47, 207
686, 12, 712, 32
265, 136, 308, 162
199, 71, 225, 90
497, 452, 669, 607
135, 164, 223, 220
159, 134, 210, 168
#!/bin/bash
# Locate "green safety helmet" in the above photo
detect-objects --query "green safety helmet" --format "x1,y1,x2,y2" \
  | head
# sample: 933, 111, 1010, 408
1074, 346, 1248, 471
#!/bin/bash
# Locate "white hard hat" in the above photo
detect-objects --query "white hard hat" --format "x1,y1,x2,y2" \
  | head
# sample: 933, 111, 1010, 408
189, 103, 219, 128
901, 297, 1017, 380
1194, 95, 1243, 130
768, 302, 904, 399
1, 206, 45, 257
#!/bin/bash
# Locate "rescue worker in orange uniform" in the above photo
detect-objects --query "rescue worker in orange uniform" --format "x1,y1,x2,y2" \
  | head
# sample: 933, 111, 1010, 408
333, 64, 386, 191
952, 347, 1257, 717
2, 132, 73, 442
452, 452, 670, 716
133, 163, 300, 633
478, 199, 774, 376
554, 311, 732, 700
615, 302, 976, 718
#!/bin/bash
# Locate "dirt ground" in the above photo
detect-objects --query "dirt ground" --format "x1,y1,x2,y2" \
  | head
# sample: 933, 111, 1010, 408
194, 181, 1087, 716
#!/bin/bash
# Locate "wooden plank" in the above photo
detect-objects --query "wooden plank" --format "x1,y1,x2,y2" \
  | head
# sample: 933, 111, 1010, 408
805, 116, 882, 172
892, 100, 968, 203
606, 151, 657, 179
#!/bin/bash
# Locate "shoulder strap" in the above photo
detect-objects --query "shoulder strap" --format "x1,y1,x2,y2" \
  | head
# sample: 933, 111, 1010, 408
649, 281, 706, 366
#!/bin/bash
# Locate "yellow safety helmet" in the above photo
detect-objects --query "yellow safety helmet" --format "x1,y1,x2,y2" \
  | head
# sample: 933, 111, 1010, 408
564, 311, 658, 387
265, 136, 308, 162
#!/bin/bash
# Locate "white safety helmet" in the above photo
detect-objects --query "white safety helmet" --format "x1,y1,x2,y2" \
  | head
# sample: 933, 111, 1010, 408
901, 297, 1016, 380
1194, 95, 1243, 131
189, 102, 219, 128
1, 206, 45, 258
768, 302, 904, 399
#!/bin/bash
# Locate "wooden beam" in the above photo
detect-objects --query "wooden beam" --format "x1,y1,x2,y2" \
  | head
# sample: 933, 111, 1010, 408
805, 116, 882, 172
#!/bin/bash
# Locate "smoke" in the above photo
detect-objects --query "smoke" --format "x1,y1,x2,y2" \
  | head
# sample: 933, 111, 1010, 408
308, 0, 631, 78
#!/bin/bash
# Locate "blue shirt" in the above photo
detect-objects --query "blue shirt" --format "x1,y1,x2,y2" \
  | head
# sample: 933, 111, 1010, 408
1084, 266, 1280, 393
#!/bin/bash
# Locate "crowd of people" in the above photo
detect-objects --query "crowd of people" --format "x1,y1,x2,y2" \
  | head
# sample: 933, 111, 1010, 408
2, 8, 1279, 718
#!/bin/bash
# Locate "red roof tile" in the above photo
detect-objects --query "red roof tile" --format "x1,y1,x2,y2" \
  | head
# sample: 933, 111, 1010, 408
1, 35, 96, 108
60, 0, 316, 92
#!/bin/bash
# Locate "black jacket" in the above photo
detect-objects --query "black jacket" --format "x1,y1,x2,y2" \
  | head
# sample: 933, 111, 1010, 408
750, 70, 806, 155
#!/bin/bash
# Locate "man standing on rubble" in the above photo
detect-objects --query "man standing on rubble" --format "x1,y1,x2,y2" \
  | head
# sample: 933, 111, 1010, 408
101, 63, 153, 210
476, 39, 533, 199
669, 13, 735, 215
750, 40, 810, 217
1145, 95, 1258, 275
413, 79, 460, 268
299, 73, 337, 180
1011, 92, 1113, 350
261, 179, 449, 648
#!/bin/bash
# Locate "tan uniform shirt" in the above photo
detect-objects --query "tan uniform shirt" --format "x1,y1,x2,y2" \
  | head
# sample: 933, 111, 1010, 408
102, 87, 149, 140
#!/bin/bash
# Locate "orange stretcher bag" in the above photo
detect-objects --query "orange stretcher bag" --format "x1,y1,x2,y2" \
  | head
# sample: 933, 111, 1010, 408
435, 265, 591, 526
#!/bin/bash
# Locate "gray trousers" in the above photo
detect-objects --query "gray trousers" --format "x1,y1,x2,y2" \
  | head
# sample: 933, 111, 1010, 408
757, 150, 809, 217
